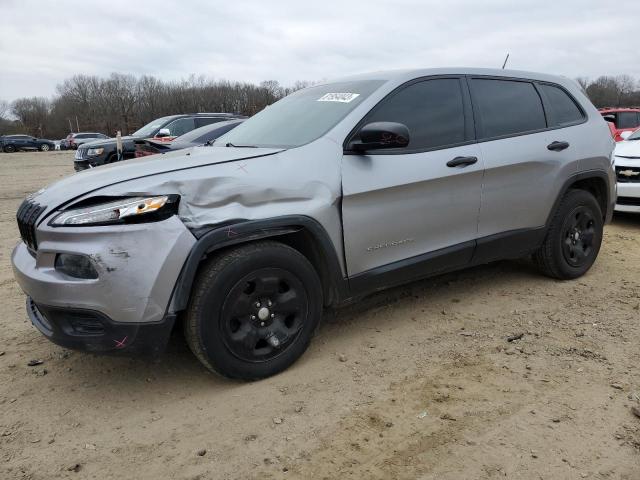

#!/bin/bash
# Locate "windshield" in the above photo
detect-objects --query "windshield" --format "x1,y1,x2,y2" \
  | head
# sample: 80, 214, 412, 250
216, 80, 385, 148
132, 116, 175, 137
627, 128, 640, 141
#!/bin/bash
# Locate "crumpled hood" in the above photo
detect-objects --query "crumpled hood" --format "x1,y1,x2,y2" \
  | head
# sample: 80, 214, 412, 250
30, 146, 283, 217
614, 140, 640, 159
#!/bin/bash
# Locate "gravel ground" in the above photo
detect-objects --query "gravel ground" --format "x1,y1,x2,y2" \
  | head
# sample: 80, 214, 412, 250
1, 151, 639, 480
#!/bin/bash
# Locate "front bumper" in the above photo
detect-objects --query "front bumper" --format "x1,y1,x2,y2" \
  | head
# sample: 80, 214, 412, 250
12, 216, 197, 353
615, 181, 640, 213
614, 158, 640, 213
74, 160, 90, 171
27, 297, 175, 354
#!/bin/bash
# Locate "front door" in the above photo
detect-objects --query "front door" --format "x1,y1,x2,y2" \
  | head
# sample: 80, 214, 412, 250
341, 77, 484, 279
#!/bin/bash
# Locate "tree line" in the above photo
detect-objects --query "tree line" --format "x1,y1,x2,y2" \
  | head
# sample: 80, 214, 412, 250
0, 74, 311, 138
1, 73, 640, 139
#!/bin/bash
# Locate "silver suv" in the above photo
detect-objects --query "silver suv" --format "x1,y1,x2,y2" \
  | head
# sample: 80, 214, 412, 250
12, 68, 615, 380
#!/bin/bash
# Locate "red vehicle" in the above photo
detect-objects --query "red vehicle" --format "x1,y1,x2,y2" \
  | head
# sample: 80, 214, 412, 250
599, 108, 640, 141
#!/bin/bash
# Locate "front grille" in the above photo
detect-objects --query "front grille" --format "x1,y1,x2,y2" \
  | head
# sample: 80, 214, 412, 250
616, 166, 640, 183
616, 196, 640, 206
75, 148, 87, 160
16, 199, 46, 251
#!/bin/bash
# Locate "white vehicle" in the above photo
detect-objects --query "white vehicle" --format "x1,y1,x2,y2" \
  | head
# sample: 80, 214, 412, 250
614, 129, 640, 213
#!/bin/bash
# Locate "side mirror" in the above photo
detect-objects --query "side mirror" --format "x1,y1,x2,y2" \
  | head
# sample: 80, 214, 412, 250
349, 122, 410, 152
620, 130, 633, 140
156, 128, 171, 138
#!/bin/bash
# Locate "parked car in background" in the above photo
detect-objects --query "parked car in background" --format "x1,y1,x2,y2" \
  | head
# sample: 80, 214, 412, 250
63, 132, 110, 150
599, 108, 640, 141
134, 119, 245, 157
613, 127, 640, 212
12, 68, 615, 380
1, 135, 56, 152
74, 113, 245, 171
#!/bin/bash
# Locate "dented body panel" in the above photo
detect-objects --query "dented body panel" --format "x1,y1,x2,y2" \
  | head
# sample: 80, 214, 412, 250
12, 215, 195, 324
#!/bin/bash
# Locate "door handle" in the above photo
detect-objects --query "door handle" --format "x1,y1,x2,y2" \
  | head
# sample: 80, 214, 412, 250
447, 156, 478, 168
547, 141, 570, 151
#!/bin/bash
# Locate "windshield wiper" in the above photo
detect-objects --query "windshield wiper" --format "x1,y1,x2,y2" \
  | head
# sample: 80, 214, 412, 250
225, 142, 258, 148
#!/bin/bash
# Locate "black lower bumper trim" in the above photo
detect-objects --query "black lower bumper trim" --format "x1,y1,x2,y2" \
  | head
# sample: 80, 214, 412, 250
26, 298, 175, 355
616, 196, 640, 207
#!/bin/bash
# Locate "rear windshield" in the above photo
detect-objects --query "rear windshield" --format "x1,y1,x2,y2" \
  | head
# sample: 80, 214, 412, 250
216, 80, 385, 148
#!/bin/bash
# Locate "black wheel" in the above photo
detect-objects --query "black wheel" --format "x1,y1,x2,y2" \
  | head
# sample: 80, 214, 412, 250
184, 241, 323, 380
3, 145, 16, 153
39, 143, 50, 152
534, 189, 603, 279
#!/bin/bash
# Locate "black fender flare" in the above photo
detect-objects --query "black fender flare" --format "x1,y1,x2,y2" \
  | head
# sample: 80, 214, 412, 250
546, 169, 614, 226
168, 215, 348, 313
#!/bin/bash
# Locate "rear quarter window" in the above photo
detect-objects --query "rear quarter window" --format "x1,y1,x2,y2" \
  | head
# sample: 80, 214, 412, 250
538, 84, 585, 127
471, 78, 546, 139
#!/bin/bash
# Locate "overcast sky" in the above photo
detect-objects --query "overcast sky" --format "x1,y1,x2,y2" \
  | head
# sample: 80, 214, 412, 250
1, 0, 639, 102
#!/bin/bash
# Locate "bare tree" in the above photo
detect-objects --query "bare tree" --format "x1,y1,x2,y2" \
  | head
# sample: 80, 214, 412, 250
11, 97, 50, 137
0, 99, 9, 120
9, 73, 317, 138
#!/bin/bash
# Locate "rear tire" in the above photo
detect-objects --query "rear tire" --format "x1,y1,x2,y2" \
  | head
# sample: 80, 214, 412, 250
534, 189, 603, 279
39, 144, 50, 151
184, 241, 323, 380
3, 145, 16, 153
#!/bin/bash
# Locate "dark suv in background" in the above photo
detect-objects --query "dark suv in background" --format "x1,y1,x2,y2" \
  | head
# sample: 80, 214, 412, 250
73, 113, 245, 171
1, 135, 56, 152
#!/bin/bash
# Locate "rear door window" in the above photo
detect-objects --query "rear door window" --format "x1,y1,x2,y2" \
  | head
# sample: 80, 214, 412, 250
538, 84, 585, 127
471, 79, 546, 139
363, 78, 467, 151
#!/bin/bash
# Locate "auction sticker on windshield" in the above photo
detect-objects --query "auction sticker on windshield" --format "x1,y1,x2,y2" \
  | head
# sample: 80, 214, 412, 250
317, 93, 360, 103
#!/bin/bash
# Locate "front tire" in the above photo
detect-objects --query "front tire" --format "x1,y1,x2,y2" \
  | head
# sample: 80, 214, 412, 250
534, 189, 603, 279
184, 241, 323, 380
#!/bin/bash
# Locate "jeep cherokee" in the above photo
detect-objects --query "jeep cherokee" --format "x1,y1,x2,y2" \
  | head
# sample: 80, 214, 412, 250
12, 68, 616, 380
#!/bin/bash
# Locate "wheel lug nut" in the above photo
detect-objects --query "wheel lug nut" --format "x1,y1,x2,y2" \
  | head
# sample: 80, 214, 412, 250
267, 300, 272, 307
260, 321, 265, 326
250, 315, 256, 320
255, 302, 261, 308
271, 313, 275, 318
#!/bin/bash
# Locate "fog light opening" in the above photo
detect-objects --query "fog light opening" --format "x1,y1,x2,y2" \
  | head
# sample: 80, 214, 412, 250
54, 254, 99, 279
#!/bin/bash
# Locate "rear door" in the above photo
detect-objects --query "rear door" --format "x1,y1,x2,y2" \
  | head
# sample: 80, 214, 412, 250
471, 77, 586, 248
341, 77, 484, 278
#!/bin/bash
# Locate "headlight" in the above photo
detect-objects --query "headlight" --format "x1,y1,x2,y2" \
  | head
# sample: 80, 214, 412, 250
50, 195, 179, 226
87, 147, 104, 156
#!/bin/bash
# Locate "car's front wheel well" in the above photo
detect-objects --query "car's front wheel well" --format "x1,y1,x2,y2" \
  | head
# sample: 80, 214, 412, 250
173, 221, 347, 315
269, 229, 341, 307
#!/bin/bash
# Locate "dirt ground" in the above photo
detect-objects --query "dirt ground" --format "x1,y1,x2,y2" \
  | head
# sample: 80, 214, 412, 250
1, 150, 639, 480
